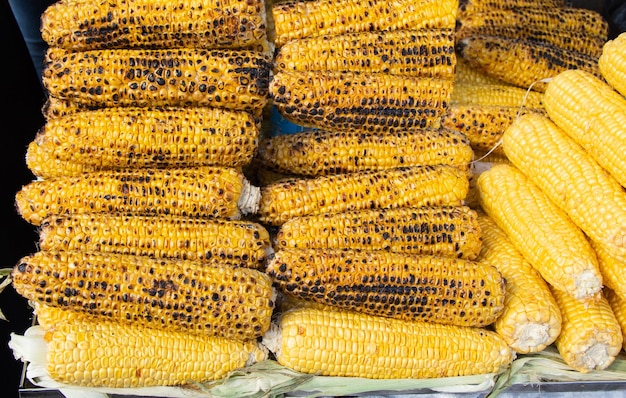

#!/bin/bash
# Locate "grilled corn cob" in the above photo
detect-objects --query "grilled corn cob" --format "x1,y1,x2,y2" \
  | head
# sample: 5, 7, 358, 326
15, 166, 260, 225
454, 58, 504, 86
503, 113, 626, 265
477, 164, 603, 302
477, 214, 562, 354
270, 70, 452, 133
599, 32, 626, 98
43, 47, 271, 112
274, 205, 482, 260
271, 0, 458, 47
12, 250, 275, 341
605, 288, 626, 351
274, 29, 456, 79
262, 307, 514, 378
457, 0, 567, 19
38, 213, 272, 269
450, 83, 544, 109
255, 128, 473, 176
257, 165, 469, 226
550, 286, 623, 373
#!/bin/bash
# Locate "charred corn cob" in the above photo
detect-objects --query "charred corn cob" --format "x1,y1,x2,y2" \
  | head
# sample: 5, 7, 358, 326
12, 250, 275, 340
27, 107, 260, 178
42, 97, 99, 119
15, 166, 260, 225
270, 70, 452, 133
38, 213, 271, 269
255, 128, 473, 177
456, 36, 602, 92
262, 307, 514, 378
550, 286, 623, 373
257, 165, 469, 226
599, 32, 626, 98
605, 288, 626, 350
266, 248, 505, 328
477, 164, 603, 302
450, 82, 544, 109
477, 214, 562, 354
454, 58, 504, 86
271, 0, 458, 47
274, 29, 456, 80
503, 113, 626, 265
544, 69, 626, 188
457, 0, 567, 19
43, 47, 271, 112
274, 205, 482, 260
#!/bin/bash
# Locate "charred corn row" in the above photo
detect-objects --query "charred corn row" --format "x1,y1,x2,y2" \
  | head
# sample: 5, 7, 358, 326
274, 29, 456, 79
274, 206, 482, 260
550, 286, 623, 373
254, 166, 301, 187
477, 214, 562, 354
43, 47, 271, 112
38, 213, 271, 269
270, 71, 452, 133
25, 151, 98, 178
257, 165, 469, 226
605, 288, 626, 350
599, 32, 626, 98
502, 113, 626, 264
454, 58, 504, 85
450, 83, 544, 109
456, 36, 602, 92
544, 70, 626, 188
457, 0, 566, 18
14, 167, 259, 225
271, 0, 458, 47
12, 250, 275, 341
38, 316, 267, 388
255, 128, 473, 176
456, 7, 609, 39
41, 0, 267, 51
267, 248, 505, 327
477, 164, 603, 302
590, 241, 626, 303
263, 307, 514, 378
27, 107, 260, 178
41, 97, 99, 119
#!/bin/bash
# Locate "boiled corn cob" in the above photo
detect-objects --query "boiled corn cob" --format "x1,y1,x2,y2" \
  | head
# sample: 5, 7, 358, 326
274, 29, 456, 80
262, 307, 514, 379
257, 165, 469, 226
599, 32, 626, 98
15, 166, 260, 225
450, 82, 544, 109
27, 107, 260, 178
550, 286, 623, 373
605, 288, 626, 351
477, 214, 562, 354
270, 70, 452, 133
590, 241, 626, 303
43, 47, 271, 112
274, 205, 482, 260
457, 0, 567, 19
12, 250, 275, 341
266, 248, 505, 328
255, 128, 473, 177
543, 69, 626, 188
502, 113, 626, 265
38, 213, 272, 269
477, 164, 603, 302
271, 0, 458, 47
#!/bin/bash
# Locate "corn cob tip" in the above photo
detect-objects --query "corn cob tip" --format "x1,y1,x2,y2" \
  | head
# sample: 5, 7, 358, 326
260, 322, 282, 359
512, 323, 551, 353
239, 179, 261, 216
574, 269, 603, 302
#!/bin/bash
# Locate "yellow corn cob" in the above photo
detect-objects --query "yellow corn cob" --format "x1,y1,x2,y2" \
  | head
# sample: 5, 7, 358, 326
266, 248, 505, 328
27, 107, 259, 178
543, 69, 626, 188
255, 128, 473, 177
590, 241, 626, 303
599, 32, 626, 98
477, 214, 562, 354
274, 29, 456, 80
271, 0, 458, 47
605, 288, 626, 351
472, 150, 510, 165
38, 213, 271, 269
477, 164, 603, 302
454, 58, 504, 86
270, 70, 452, 133
262, 307, 515, 378
502, 113, 626, 265
43, 47, 271, 112
28, 313, 267, 387
12, 250, 275, 340
274, 205, 482, 260
257, 165, 469, 226
41, 97, 98, 119
14, 166, 260, 225
457, 36, 602, 92
450, 83, 544, 109
550, 286, 623, 373
457, 0, 566, 18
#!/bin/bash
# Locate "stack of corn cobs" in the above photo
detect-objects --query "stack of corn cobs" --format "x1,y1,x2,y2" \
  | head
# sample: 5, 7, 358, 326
6, 0, 626, 393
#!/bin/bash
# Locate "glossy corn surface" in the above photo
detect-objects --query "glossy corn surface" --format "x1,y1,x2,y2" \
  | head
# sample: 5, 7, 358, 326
605, 288, 626, 351
599, 32, 626, 98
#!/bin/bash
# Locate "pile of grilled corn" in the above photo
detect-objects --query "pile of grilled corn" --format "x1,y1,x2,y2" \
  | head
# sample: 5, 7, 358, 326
6, 0, 626, 393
